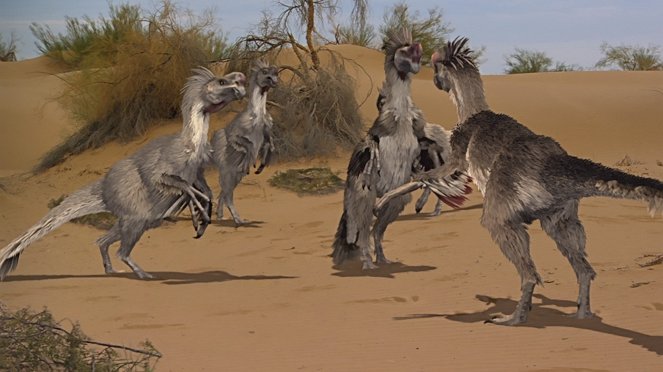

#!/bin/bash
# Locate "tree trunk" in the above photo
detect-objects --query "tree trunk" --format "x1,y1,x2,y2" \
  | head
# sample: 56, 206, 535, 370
306, 0, 320, 69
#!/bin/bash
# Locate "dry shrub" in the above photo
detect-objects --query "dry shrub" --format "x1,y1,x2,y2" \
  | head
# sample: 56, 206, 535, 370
34, 1, 228, 172
0, 303, 161, 371
269, 167, 344, 194
270, 59, 364, 159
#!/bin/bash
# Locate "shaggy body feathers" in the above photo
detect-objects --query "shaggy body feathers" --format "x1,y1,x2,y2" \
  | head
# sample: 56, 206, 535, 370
0, 68, 245, 279
332, 29, 425, 269
414, 37, 663, 324
212, 62, 278, 226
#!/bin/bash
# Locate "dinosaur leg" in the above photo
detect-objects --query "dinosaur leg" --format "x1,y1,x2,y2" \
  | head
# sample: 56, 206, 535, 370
431, 199, 443, 216
482, 219, 540, 326
116, 219, 152, 279
372, 194, 409, 265
222, 187, 246, 226
540, 200, 595, 319
96, 222, 121, 274
415, 188, 430, 214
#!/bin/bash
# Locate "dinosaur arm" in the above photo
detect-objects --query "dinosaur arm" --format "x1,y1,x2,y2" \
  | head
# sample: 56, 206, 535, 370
255, 122, 275, 174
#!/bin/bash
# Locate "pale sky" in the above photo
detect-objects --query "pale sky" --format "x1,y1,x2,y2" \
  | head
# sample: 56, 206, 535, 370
1, 0, 661, 74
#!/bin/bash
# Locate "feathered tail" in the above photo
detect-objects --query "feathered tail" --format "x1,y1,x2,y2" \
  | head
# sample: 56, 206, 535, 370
0, 180, 107, 279
560, 155, 663, 216
331, 211, 356, 266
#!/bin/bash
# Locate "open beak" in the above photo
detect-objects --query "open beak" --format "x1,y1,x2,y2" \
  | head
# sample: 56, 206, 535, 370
409, 42, 422, 74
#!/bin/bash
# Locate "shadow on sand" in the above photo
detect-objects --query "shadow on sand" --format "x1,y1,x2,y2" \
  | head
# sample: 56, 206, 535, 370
165, 217, 265, 229
3, 270, 296, 285
332, 261, 436, 278
393, 293, 663, 356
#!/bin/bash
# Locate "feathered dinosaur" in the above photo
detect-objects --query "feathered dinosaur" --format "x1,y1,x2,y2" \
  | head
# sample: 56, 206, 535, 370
0, 68, 246, 280
211, 60, 278, 226
332, 29, 471, 269
376, 89, 452, 216
377, 37, 663, 325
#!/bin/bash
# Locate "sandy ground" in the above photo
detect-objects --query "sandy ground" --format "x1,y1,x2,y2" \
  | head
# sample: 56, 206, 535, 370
1, 49, 663, 371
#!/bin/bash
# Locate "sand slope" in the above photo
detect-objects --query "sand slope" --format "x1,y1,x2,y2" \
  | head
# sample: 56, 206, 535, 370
1, 47, 662, 371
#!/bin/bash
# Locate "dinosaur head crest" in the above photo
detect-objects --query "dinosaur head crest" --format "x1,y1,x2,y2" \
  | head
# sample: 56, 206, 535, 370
431, 37, 478, 92
432, 37, 477, 71
251, 59, 279, 93
182, 67, 246, 114
383, 27, 422, 78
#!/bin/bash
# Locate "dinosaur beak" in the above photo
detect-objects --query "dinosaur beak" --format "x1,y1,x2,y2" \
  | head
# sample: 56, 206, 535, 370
409, 42, 422, 74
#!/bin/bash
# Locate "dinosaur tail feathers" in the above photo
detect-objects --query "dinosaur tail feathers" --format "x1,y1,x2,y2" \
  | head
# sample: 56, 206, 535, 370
561, 155, 663, 217
0, 181, 107, 280
331, 211, 356, 266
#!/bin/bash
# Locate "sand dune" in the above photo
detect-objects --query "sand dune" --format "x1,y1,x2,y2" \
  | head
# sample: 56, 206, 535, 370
0, 46, 662, 371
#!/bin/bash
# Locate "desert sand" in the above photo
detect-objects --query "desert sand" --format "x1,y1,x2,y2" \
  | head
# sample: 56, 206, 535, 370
1, 46, 662, 371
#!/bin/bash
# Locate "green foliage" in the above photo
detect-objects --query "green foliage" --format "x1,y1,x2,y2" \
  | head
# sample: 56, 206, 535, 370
505, 48, 581, 74
334, 0, 376, 47
334, 23, 376, 47
0, 33, 17, 61
379, 2, 453, 62
596, 42, 662, 71
505, 48, 552, 73
0, 303, 161, 371
269, 167, 344, 194
48, 195, 116, 230
32, 1, 229, 172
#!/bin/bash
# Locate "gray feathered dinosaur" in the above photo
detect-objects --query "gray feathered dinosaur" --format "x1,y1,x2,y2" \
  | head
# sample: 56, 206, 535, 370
376, 89, 452, 216
0, 68, 246, 280
378, 37, 663, 325
332, 29, 471, 269
211, 60, 278, 226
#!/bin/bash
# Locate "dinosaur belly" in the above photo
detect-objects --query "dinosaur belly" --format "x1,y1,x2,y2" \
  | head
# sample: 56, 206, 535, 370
376, 132, 419, 196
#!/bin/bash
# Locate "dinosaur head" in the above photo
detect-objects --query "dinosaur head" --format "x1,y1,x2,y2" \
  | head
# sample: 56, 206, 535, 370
394, 42, 422, 78
431, 37, 477, 92
383, 28, 422, 79
252, 60, 279, 94
203, 71, 247, 113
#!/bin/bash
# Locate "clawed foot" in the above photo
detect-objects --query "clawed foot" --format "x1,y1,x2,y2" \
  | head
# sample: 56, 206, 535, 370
568, 306, 593, 319
233, 217, 248, 227
485, 312, 528, 326
362, 260, 378, 270
375, 255, 394, 265
134, 270, 155, 280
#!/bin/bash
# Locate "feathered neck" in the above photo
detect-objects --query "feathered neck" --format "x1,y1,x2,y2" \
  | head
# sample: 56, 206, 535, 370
449, 69, 490, 123
246, 79, 268, 119
382, 66, 413, 115
180, 102, 209, 154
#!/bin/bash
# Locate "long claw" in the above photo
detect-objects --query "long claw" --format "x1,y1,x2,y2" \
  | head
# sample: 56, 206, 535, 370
374, 181, 424, 214
163, 194, 187, 218
190, 187, 210, 202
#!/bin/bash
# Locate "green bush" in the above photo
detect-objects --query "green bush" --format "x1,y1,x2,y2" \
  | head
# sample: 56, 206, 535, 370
379, 3, 453, 63
32, 1, 229, 172
0, 33, 18, 61
596, 42, 662, 71
505, 48, 581, 74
